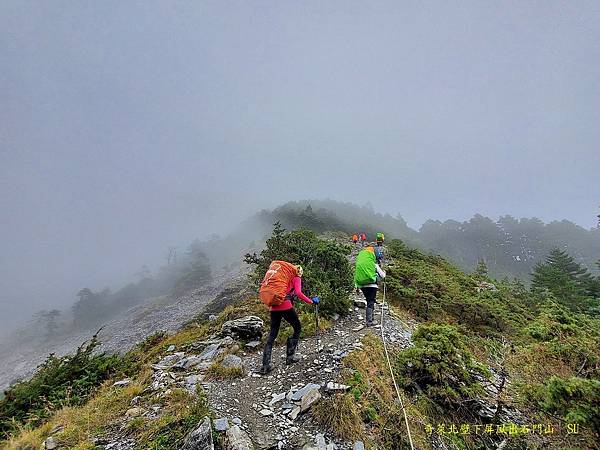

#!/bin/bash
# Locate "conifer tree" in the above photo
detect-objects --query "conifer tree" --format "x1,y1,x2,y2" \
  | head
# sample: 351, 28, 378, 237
474, 258, 488, 276
532, 248, 591, 311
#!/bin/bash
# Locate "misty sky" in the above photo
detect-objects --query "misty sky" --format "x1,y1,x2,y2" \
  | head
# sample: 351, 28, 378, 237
1, 1, 599, 330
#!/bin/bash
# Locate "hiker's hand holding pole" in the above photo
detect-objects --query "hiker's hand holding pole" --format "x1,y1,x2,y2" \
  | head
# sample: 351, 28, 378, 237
312, 296, 320, 332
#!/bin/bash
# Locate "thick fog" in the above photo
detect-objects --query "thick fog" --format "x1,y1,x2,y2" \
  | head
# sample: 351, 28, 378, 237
1, 1, 599, 333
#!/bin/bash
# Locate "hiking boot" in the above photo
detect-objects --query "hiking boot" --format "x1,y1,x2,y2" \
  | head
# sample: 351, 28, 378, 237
259, 363, 274, 375
260, 341, 274, 374
286, 337, 302, 365
366, 307, 375, 327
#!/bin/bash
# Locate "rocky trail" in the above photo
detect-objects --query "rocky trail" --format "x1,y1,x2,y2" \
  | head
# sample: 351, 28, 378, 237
96, 290, 415, 450
203, 294, 414, 449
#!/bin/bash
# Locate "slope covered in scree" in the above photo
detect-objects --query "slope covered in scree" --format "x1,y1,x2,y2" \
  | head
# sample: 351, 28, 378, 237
2, 230, 599, 449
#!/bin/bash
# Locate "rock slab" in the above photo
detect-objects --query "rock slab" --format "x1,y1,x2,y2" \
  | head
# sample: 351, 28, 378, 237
183, 416, 214, 450
225, 425, 253, 450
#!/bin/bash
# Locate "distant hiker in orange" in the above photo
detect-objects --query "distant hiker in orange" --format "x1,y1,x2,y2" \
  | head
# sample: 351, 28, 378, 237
352, 234, 359, 244
361, 233, 367, 243
258, 261, 319, 374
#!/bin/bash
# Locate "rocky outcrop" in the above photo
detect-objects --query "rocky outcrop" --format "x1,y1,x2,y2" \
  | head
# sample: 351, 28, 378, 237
221, 316, 264, 340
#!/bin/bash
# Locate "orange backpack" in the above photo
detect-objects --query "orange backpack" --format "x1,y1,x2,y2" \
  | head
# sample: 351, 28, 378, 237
259, 261, 298, 307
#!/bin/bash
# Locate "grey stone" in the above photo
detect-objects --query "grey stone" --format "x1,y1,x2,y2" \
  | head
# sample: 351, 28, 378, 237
269, 392, 286, 406
316, 434, 326, 447
290, 383, 321, 401
300, 387, 321, 412
214, 417, 230, 432
476, 281, 498, 292
199, 343, 221, 361
221, 316, 264, 340
174, 356, 203, 370
166, 344, 176, 352
112, 378, 131, 387
288, 405, 301, 420
354, 299, 367, 308
184, 374, 205, 386
232, 417, 242, 426
245, 341, 261, 349
326, 382, 349, 392
154, 352, 186, 369
225, 425, 253, 450
221, 354, 243, 369
208, 314, 218, 321
44, 437, 58, 449
183, 416, 214, 450
353, 442, 365, 450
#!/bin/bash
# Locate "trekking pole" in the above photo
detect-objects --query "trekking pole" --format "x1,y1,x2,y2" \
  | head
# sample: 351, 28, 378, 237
314, 298, 321, 353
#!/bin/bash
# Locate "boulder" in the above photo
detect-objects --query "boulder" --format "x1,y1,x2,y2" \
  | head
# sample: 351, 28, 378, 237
112, 379, 131, 387
225, 425, 253, 450
221, 316, 264, 340
183, 417, 214, 450
354, 442, 365, 450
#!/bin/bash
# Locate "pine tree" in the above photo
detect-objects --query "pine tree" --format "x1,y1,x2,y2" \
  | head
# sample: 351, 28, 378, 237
474, 259, 488, 276
532, 248, 591, 311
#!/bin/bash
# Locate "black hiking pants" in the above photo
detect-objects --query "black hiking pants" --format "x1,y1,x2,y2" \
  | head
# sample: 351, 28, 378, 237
360, 287, 378, 310
266, 308, 301, 345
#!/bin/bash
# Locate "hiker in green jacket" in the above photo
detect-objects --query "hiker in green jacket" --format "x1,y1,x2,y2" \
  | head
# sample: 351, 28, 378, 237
354, 245, 386, 326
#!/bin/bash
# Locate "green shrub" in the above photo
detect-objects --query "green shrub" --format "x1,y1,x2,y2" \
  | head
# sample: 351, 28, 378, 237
385, 239, 530, 337
529, 376, 600, 433
244, 223, 354, 317
0, 333, 122, 439
396, 323, 490, 407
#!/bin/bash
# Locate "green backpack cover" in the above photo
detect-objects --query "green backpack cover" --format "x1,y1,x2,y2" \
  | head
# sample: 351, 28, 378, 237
354, 248, 377, 287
